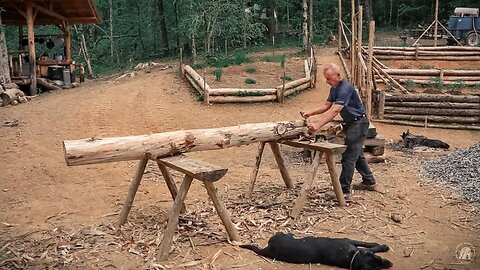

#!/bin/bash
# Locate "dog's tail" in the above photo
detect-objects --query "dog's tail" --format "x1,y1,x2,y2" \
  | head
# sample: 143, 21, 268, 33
239, 244, 263, 255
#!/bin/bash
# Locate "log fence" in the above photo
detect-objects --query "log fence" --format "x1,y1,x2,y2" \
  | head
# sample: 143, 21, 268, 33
182, 48, 317, 105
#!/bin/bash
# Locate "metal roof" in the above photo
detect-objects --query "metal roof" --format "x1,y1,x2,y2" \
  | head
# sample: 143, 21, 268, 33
0, 0, 101, 25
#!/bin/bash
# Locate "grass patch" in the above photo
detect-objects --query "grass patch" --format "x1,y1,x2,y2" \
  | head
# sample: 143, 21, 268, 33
245, 67, 257, 73
211, 68, 223, 82
420, 64, 435, 69
428, 76, 444, 90
281, 75, 293, 81
261, 54, 287, 63
233, 91, 266, 97
448, 79, 466, 89
244, 78, 257, 84
405, 79, 417, 92
193, 51, 252, 69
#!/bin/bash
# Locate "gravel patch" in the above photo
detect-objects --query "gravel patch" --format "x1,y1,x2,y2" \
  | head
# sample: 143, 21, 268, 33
421, 143, 480, 205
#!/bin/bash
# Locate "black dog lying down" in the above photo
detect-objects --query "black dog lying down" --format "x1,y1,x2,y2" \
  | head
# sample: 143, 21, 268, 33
401, 130, 450, 149
240, 232, 392, 270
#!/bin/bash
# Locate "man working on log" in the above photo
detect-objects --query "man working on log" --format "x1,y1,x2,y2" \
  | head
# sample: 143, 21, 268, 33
300, 63, 376, 201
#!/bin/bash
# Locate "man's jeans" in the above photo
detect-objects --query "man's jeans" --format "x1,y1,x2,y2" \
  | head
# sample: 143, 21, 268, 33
339, 117, 375, 194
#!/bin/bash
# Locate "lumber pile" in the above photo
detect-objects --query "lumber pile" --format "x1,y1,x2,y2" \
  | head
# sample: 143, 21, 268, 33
0, 83, 31, 106
369, 46, 480, 61
374, 93, 480, 130
374, 68, 480, 87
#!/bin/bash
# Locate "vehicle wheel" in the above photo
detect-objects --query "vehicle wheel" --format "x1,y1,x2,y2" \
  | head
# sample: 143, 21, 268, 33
466, 32, 480, 46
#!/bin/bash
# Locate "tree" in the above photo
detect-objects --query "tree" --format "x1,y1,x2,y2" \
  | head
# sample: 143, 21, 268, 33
0, 10, 11, 84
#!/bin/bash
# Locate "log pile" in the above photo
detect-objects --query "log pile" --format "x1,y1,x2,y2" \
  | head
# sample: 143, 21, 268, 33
0, 83, 31, 106
374, 93, 480, 130
375, 68, 480, 87
369, 46, 480, 61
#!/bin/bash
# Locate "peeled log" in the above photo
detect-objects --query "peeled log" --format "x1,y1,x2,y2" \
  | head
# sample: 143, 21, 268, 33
384, 114, 480, 123
183, 65, 211, 92
385, 101, 480, 109
1, 88, 25, 105
208, 95, 277, 103
278, 77, 311, 90
209, 88, 277, 96
64, 120, 312, 166
384, 107, 479, 116
385, 94, 480, 103
383, 69, 480, 76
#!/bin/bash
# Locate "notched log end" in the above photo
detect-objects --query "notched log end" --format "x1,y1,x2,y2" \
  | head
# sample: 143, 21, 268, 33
276, 123, 287, 135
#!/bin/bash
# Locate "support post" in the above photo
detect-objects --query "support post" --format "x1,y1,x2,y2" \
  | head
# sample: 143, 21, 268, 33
118, 155, 148, 226
434, 0, 439, 47
366, 20, 375, 119
156, 161, 186, 214
338, 0, 342, 52
157, 175, 193, 261
247, 142, 266, 199
26, 1, 37, 95
350, 0, 356, 84
290, 151, 323, 219
204, 182, 240, 241
269, 141, 294, 189
325, 152, 345, 207
357, 5, 363, 90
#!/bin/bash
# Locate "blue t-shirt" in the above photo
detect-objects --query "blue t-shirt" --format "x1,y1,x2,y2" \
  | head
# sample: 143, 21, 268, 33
327, 79, 366, 122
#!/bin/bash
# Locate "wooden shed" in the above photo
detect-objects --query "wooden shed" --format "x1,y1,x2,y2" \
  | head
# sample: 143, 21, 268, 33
0, 0, 100, 95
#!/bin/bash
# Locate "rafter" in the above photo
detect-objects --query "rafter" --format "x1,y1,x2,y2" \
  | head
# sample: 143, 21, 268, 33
30, 1, 68, 22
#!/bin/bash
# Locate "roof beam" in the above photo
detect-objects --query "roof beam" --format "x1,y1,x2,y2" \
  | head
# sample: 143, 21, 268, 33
30, 2, 68, 22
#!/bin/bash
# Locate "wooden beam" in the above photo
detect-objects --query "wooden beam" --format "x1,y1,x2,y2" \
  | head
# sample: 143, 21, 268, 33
26, 0, 37, 95
247, 142, 266, 200
30, 2, 68, 22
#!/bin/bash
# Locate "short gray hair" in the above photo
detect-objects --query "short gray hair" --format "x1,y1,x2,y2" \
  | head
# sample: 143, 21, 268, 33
323, 63, 341, 75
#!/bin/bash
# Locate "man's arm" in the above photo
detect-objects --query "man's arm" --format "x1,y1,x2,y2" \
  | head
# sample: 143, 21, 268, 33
307, 104, 343, 133
300, 101, 333, 118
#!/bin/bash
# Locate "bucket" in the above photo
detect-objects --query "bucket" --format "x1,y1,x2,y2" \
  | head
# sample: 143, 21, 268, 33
48, 65, 64, 80
54, 55, 64, 61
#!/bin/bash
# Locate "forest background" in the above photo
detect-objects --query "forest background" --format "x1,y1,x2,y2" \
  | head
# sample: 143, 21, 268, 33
2, 0, 480, 76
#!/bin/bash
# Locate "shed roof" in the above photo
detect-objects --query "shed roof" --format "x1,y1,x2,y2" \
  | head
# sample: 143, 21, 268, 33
0, 0, 100, 25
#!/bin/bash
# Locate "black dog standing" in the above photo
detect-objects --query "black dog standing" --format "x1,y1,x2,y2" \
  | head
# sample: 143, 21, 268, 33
240, 232, 393, 270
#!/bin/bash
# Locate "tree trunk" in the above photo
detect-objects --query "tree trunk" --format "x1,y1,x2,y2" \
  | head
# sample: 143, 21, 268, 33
308, 0, 313, 50
63, 120, 310, 166
266, 0, 276, 38
302, 0, 308, 51
389, 0, 393, 26
0, 13, 11, 84
157, 0, 169, 52
364, 0, 373, 22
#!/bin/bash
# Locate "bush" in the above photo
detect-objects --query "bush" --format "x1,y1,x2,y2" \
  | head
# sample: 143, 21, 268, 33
244, 78, 257, 84
428, 76, 444, 90
405, 79, 416, 92
448, 79, 466, 89
261, 54, 287, 63
211, 68, 223, 81
281, 75, 293, 81
245, 67, 257, 73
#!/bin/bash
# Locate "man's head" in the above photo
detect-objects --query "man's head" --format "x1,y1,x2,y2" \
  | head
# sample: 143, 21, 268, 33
323, 63, 342, 87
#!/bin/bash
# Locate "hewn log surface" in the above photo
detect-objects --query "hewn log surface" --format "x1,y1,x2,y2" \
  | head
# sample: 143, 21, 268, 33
209, 88, 277, 96
384, 114, 480, 123
384, 107, 480, 116
385, 101, 480, 109
63, 120, 308, 166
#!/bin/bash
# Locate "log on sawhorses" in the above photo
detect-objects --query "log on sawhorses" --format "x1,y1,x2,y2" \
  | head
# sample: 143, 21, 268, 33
117, 154, 240, 261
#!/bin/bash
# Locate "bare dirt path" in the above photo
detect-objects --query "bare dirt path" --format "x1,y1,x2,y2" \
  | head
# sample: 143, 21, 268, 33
1, 47, 479, 270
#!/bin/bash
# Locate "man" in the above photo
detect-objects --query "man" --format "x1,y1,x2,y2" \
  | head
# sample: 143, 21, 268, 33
300, 63, 376, 200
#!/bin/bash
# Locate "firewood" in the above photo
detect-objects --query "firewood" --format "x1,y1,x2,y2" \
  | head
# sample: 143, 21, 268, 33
1, 88, 25, 106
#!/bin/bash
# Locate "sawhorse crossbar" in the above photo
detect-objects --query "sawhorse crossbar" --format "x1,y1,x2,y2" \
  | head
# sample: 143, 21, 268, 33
117, 154, 240, 261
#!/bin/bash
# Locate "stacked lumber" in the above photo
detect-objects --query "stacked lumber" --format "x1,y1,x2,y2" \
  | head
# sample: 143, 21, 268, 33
375, 68, 480, 87
0, 83, 31, 106
370, 46, 480, 61
376, 93, 480, 130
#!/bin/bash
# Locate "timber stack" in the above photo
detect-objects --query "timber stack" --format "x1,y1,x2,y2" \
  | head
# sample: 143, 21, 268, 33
0, 83, 31, 106
369, 46, 480, 61
375, 68, 480, 87
373, 92, 480, 130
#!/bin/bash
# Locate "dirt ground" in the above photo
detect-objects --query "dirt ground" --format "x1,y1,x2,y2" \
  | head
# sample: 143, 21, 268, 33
1, 47, 479, 270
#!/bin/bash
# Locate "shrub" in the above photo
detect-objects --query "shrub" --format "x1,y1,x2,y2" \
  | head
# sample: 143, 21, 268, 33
448, 79, 466, 89
261, 54, 287, 63
428, 76, 444, 90
281, 75, 293, 81
405, 79, 416, 92
211, 68, 223, 81
244, 78, 257, 84
245, 67, 257, 73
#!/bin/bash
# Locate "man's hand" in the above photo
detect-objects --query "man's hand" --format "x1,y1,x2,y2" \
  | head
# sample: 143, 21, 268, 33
300, 111, 310, 119
307, 122, 322, 135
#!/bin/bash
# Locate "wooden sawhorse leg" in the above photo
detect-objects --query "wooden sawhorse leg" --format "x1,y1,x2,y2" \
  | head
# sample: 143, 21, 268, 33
204, 182, 240, 241
325, 152, 345, 207
157, 161, 186, 214
118, 155, 148, 226
290, 151, 323, 219
157, 175, 193, 261
246, 142, 266, 199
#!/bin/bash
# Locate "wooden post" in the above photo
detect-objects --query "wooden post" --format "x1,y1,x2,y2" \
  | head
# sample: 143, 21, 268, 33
325, 152, 345, 207
350, 0, 356, 84
366, 20, 375, 119
156, 161, 186, 214
204, 182, 240, 241
338, 0, 342, 52
290, 151, 323, 219
157, 175, 193, 261
179, 47, 183, 75
434, 0, 439, 47
26, 1, 37, 95
247, 142, 266, 199
415, 45, 419, 60
203, 68, 209, 105
378, 90, 385, 119
357, 6, 363, 90
269, 141, 294, 189
118, 155, 148, 226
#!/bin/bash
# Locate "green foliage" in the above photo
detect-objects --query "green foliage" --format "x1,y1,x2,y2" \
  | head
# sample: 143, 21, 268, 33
428, 77, 444, 90
194, 51, 252, 69
420, 64, 435, 69
244, 78, 256, 84
233, 91, 265, 97
475, 83, 480, 90
281, 75, 293, 81
211, 68, 223, 81
261, 54, 287, 63
245, 67, 257, 73
386, 82, 395, 92
448, 79, 466, 89
405, 79, 416, 92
